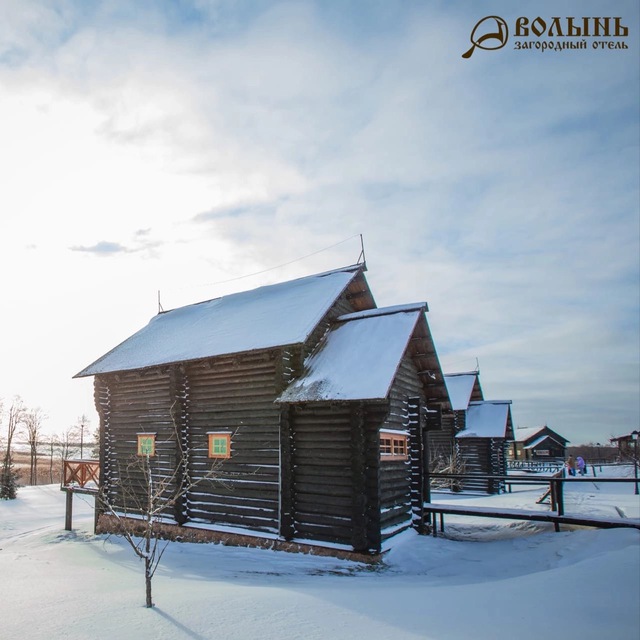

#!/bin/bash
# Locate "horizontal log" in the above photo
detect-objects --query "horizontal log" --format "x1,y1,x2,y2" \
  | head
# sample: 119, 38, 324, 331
294, 469, 353, 485
293, 433, 352, 447
187, 510, 278, 532
188, 409, 280, 423
380, 510, 411, 527
293, 481, 352, 497
380, 488, 411, 504
294, 521, 352, 543
187, 498, 277, 516
295, 496, 352, 515
188, 378, 276, 395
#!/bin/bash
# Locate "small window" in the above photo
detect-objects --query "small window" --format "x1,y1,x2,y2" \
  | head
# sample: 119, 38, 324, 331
137, 433, 156, 457
380, 433, 408, 461
208, 433, 231, 459
393, 438, 408, 457
380, 437, 393, 455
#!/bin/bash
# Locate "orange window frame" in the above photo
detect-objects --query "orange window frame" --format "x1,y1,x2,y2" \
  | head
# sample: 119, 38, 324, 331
208, 433, 231, 459
380, 433, 409, 461
137, 433, 156, 457
380, 437, 393, 455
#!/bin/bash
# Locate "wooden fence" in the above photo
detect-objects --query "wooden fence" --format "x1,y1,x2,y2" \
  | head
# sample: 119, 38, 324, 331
425, 473, 640, 535
61, 459, 100, 532
507, 459, 564, 473
62, 459, 100, 489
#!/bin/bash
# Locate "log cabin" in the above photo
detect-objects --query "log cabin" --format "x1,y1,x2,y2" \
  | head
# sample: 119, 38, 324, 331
510, 426, 569, 461
610, 432, 640, 461
455, 400, 514, 493
428, 371, 484, 463
428, 372, 513, 493
75, 264, 451, 555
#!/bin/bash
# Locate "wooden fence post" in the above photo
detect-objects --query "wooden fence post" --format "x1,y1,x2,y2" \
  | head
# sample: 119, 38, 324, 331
549, 480, 557, 511
64, 490, 73, 531
556, 478, 564, 516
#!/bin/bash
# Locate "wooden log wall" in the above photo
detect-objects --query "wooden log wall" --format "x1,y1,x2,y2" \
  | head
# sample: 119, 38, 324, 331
95, 350, 283, 533
283, 401, 383, 552
455, 438, 508, 494
288, 403, 355, 547
455, 439, 484, 492
96, 369, 180, 519
490, 438, 508, 492
94, 376, 111, 496
363, 404, 386, 552
407, 397, 424, 531
378, 356, 424, 541
184, 351, 281, 534
170, 366, 190, 525
427, 411, 461, 464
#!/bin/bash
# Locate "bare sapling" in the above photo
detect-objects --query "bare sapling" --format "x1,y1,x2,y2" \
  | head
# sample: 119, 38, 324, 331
98, 405, 228, 608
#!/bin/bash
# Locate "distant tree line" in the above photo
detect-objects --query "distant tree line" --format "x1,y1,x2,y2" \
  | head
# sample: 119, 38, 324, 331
0, 395, 97, 499
567, 442, 632, 464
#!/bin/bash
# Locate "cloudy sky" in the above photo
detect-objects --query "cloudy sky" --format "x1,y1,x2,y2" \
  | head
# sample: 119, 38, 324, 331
1, 0, 638, 445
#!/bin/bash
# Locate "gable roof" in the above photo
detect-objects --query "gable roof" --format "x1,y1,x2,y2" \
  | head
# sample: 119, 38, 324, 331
610, 432, 639, 443
523, 434, 566, 450
444, 372, 483, 411
277, 304, 426, 403
513, 427, 542, 443
514, 426, 569, 445
456, 400, 513, 439
75, 264, 373, 377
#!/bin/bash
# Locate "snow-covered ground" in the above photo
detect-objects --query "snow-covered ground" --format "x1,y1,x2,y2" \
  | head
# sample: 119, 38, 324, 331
1, 467, 638, 640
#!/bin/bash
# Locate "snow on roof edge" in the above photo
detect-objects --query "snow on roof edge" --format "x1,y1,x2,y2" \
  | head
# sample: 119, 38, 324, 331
445, 371, 479, 378
158, 262, 365, 316
523, 434, 567, 449
337, 302, 426, 323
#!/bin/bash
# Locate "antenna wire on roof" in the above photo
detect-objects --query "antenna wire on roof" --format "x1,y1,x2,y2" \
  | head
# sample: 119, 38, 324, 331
200, 234, 365, 288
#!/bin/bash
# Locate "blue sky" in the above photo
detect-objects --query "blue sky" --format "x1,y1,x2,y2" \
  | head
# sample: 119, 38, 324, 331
0, 0, 638, 445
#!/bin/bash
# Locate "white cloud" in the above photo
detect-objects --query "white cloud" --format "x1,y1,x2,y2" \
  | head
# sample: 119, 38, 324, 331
0, 1, 637, 444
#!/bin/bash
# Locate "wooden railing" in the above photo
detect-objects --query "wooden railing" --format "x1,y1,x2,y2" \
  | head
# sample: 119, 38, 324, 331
61, 459, 100, 532
424, 473, 640, 534
507, 459, 564, 473
62, 459, 100, 489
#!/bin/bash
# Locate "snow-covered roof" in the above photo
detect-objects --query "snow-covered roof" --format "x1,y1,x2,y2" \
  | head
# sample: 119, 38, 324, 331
610, 432, 639, 442
277, 307, 423, 402
514, 426, 545, 443
76, 265, 367, 377
444, 372, 479, 411
456, 401, 513, 439
515, 426, 569, 446
523, 434, 565, 450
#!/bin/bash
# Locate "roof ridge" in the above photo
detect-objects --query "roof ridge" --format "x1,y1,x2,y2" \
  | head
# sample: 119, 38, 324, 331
337, 302, 426, 323
160, 263, 366, 315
